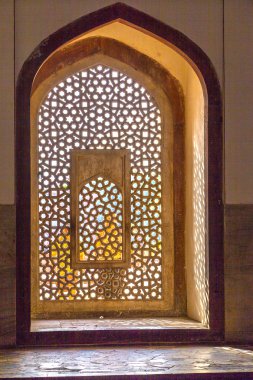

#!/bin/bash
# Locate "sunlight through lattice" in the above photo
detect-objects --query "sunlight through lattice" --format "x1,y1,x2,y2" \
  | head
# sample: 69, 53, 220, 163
79, 176, 123, 263
38, 64, 162, 301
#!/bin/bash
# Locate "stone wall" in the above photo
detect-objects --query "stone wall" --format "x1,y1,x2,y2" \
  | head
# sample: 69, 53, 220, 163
1, 204, 253, 345
0, 205, 15, 346
225, 205, 253, 343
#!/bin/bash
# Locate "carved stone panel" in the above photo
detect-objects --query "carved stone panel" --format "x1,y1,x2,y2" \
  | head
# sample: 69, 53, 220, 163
71, 149, 130, 268
31, 60, 175, 316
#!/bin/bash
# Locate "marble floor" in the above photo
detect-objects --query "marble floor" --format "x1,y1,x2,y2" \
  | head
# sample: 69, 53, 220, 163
0, 345, 253, 379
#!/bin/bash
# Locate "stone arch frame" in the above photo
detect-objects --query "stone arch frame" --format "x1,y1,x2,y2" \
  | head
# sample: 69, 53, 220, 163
16, 2, 223, 346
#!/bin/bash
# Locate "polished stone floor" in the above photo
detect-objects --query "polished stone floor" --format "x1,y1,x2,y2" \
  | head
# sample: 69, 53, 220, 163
0, 345, 253, 379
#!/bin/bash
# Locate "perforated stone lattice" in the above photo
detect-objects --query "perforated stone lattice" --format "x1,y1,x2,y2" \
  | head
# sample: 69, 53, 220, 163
38, 64, 162, 301
79, 176, 123, 262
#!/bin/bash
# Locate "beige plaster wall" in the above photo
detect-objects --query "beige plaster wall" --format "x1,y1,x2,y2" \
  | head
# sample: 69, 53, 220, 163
0, 0, 14, 204
224, 0, 253, 204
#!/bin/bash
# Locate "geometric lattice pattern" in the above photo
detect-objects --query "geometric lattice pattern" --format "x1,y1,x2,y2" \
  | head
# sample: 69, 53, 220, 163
38, 64, 162, 301
79, 176, 123, 262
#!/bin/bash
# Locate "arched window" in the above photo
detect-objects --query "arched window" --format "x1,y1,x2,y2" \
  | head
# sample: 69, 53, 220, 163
30, 39, 184, 318
16, 3, 223, 346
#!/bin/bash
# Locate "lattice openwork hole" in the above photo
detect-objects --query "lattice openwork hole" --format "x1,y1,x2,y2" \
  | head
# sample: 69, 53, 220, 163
38, 64, 163, 302
79, 176, 123, 263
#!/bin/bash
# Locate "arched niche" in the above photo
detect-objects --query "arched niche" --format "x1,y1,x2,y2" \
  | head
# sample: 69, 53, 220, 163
30, 38, 185, 319
16, 2, 223, 346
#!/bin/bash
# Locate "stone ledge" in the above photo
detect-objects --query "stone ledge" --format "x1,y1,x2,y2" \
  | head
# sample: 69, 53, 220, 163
0, 345, 253, 379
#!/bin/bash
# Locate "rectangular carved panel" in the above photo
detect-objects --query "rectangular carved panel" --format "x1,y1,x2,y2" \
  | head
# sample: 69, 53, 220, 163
71, 149, 130, 268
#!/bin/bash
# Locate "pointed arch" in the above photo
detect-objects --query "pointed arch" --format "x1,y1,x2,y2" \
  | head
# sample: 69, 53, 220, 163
16, 2, 223, 346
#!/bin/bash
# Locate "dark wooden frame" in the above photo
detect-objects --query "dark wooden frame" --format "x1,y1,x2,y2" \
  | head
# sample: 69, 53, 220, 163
16, 2, 224, 346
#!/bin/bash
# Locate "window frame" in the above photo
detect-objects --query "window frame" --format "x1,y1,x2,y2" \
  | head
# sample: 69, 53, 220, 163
16, 3, 224, 346
30, 41, 184, 319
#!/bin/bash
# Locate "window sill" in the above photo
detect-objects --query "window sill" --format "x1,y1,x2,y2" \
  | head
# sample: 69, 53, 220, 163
31, 316, 206, 332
